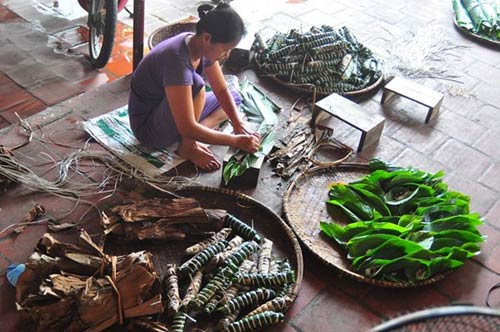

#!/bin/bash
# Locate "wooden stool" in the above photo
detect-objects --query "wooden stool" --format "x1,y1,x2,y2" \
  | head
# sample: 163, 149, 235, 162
315, 93, 385, 153
381, 77, 444, 124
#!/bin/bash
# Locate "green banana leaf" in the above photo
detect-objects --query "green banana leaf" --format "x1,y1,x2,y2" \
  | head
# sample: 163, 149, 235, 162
222, 78, 280, 185
320, 220, 409, 245
327, 184, 375, 221
416, 202, 470, 221
222, 128, 275, 185
423, 214, 483, 234
320, 159, 484, 283
346, 233, 408, 258
350, 184, 392, 216
453, 0, 475, 30
462, 0, 496, 32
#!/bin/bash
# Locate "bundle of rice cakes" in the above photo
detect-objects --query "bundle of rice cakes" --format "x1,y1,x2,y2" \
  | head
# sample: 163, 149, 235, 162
252, 25, 382, 95
164, 213, 297, 332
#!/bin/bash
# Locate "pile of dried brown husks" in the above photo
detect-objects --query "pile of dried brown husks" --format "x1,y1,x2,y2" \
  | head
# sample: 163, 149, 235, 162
102, 197, 227, 241
16, 230, 164, 332
0, 146, 14, 190
268, 122, 316, 178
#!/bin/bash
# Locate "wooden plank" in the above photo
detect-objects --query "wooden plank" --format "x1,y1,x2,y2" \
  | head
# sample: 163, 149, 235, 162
361, 119, 385, 152
384, 77, 443, 107
315, 93, 385, 132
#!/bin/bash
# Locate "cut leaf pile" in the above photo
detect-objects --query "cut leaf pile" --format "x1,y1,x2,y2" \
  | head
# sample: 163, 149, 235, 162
453, 0, 500, 40
320, 159, 484, 283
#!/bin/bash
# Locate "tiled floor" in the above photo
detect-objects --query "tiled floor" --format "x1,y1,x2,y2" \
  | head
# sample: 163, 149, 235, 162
1, 0, 500, 332
0, 0, 133, 128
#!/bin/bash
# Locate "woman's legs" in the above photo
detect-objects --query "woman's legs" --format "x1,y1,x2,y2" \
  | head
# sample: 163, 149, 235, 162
199, 90, 242, 130
176, 88, 222, 170
133, 89, 241, 171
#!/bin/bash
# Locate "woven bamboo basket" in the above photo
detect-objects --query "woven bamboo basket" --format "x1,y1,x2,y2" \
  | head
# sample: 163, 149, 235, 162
283, 163, 449, 288
105, 185, 303, 330
148, 16, 199, 50
265, 73, 384, 98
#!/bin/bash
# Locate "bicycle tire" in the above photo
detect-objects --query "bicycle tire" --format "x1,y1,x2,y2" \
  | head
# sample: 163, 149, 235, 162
88, 0, 117, 68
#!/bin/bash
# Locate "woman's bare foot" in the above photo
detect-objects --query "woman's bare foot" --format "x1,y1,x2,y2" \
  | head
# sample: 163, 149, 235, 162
176, 140, 221, 171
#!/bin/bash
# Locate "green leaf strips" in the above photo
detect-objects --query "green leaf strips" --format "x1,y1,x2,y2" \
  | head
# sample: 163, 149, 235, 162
320, 159, 484, 283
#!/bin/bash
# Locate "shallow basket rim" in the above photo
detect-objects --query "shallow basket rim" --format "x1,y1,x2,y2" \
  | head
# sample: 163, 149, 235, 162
148, 16, 199, 50
453, 16, 500, 47
264, 73, 384, 98
177, 185, 304, 304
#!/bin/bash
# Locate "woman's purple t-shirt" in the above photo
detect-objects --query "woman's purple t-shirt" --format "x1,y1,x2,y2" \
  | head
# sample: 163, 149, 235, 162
128, 32, 212, 145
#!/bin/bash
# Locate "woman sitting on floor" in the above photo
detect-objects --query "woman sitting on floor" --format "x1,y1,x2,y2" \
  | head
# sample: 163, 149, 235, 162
128, 3, 260, 171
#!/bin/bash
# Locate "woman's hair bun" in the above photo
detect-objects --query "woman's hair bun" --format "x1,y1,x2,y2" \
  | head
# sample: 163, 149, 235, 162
195, 1, 245, 44
197, 4, 214, 19
215, 2, 230, 10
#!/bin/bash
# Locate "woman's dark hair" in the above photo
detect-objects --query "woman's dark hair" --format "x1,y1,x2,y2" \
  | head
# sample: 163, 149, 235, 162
196, 3, 246, 44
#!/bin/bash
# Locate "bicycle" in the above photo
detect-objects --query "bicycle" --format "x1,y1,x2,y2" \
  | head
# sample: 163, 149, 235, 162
77, 0, 130, 68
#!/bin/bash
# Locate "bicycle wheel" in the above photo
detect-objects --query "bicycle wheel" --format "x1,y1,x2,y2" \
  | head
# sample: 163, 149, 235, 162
88, 0, 117, 68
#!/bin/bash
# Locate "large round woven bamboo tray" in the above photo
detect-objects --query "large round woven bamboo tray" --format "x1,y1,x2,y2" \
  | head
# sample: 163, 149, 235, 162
283, 163, 449, 288
105, 185, 303, 331
148, 16, 198, 50
453, 16, 500, 47
265, 73, 384, 98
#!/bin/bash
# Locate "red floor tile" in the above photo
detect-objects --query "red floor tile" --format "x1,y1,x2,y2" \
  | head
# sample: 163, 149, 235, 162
291, 286, 381, 332
76, 72, 114, 91
0, 80, 33, 112
28, 77, 85, 106
0, 115, 9, 129
0, 4, 20, 22
0, 73, 11, 85
475, 223, 500, 274
52, 58, 97, 81
285, 265, 327, 319
104, 52, 132, 78
433, 260, 500, 305
0, 226, 47, 265
485, 199, 500, 229
0, 277, 28, 332
7, 62, 60, 89
0, 98, 46, 124
357, 286, 450, 319
0, 252, 10, 272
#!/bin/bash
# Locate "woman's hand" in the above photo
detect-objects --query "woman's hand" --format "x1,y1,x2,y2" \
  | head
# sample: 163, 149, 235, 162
233, 134, 261, 153
233, 122, 260, 139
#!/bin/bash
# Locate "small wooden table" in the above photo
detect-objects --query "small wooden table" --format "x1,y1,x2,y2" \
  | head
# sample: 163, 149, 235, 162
315, 93, 385, 153
381, 77, 444, 124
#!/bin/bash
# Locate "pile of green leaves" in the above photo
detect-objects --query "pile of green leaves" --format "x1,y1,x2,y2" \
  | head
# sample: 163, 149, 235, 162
453, 0, 500, 40
222, 79, 280, 185
252, 25, 382, 95
320, 159, 484, 283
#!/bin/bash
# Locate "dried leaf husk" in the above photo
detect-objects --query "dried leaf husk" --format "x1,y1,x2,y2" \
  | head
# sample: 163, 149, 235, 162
111, 198, 205, 222
0, 145, 14, 189
103, 198, 227, 241
164, 264, 181, 316
128, 318, 170, 332
16, 230, 163, 332
268, 122, 316, 178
